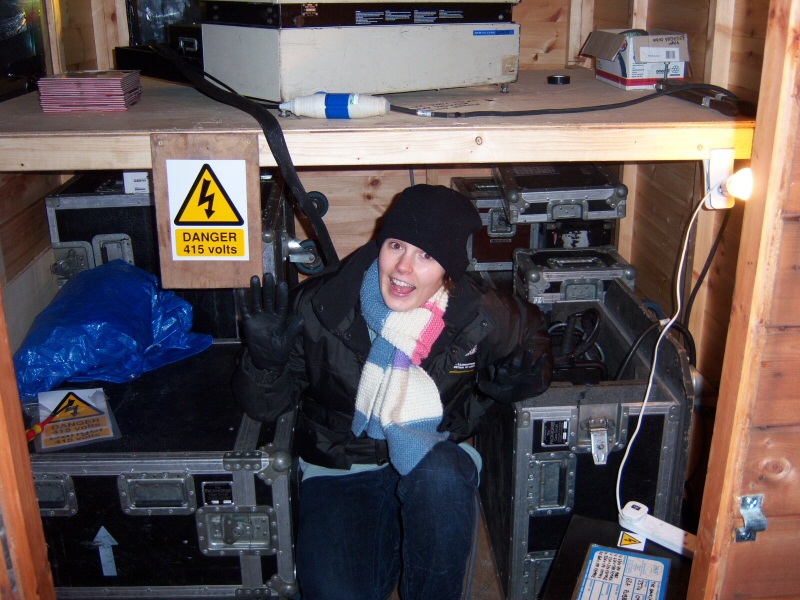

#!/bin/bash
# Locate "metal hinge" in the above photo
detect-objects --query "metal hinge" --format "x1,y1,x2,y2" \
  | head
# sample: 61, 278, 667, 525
735, 494, 767, 542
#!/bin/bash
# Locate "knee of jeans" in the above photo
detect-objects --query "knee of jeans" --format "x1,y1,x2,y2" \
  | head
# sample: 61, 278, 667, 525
399, 441, 478, 499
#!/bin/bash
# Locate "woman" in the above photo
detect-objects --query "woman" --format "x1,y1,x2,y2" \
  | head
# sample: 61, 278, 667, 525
235, 184, 552, 600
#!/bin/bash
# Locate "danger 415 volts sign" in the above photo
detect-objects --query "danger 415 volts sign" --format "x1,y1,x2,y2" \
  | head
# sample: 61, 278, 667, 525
166, 160, 249, 260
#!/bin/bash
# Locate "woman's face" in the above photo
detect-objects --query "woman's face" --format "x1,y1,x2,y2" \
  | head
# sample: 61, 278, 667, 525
378, 238, 446, 312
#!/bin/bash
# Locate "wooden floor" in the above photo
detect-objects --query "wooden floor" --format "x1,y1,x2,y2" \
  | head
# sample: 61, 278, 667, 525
389, 503, 504, 600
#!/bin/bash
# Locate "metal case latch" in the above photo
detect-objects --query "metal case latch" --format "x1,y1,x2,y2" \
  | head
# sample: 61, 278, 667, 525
197, 505, 277, 556
587, 417, 610, 465
488, 208, 516, 238
735, 494, 767, 542
575, 404, 624, 465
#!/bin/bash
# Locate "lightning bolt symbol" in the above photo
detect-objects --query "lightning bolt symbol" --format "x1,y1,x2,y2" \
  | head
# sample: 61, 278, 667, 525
198, 178, 215, 218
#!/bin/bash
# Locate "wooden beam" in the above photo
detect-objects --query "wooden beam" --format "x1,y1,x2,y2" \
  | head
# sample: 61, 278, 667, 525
616, 164, 637, 261
42, 0, 65, 75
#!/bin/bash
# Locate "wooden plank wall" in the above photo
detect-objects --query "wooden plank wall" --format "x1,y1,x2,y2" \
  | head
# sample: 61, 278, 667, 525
515, 0, 571, 69
628, 0, 711, 314
728, 0, 770, 102
59, 0, 100, 70
689, 0, 800, 594
0, 172, 63, 351
593, 0, 632, 31
0, 174, 59, 285
295, 167, 493, 262
717, 64, 800, 598
686, 0, 767, 388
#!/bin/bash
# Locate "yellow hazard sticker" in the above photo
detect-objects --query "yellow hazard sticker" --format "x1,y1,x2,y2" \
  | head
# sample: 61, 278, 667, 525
618, 530, 646, 551
174, 164, 244, 225
47, 391, 105, 421
35, 389, 118, 451
167, 160, 249, 261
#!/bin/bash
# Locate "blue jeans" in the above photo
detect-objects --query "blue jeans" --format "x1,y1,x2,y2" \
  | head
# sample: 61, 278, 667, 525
296, 440, 479, 600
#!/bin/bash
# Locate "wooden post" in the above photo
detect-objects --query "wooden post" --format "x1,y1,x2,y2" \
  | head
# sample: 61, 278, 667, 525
688, 0, 800, 595
616, 0, 648, 268
0, 287, 55, 600
567, 0, 594, 67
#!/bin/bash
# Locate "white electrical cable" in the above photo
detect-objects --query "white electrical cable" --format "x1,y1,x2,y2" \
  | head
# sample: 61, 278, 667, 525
615, 193, 708, 513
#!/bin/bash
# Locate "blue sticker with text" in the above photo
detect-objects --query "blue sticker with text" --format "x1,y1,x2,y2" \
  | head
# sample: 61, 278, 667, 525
473, 29, 515, 36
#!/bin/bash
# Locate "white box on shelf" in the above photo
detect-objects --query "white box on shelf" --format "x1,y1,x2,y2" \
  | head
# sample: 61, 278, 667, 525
581, 29, 689, 90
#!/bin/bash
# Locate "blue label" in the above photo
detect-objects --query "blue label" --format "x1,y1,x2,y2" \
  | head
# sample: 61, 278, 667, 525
324, 93, 352, 119
473, 29, 515, 36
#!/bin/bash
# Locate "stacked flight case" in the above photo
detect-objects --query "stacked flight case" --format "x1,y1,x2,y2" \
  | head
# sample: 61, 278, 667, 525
27, 171, 299, 597
476, 279, 694, 600
512, 246, 637, 310
452, 162, 624, 273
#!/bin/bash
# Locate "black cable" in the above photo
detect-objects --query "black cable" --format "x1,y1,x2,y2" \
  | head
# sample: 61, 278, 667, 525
390, 83, 740, 119
148, 43, 340, 273
613, 320, 696, 380
683, 209, 732, 328
554, 308, 603, 367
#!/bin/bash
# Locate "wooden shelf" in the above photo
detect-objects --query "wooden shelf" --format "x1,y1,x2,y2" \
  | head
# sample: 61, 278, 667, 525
0, 69, 754, 172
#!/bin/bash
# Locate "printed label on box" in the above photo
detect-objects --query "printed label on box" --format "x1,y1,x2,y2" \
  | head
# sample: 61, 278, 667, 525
573, 544, 669, 600
638, 46, 683, 62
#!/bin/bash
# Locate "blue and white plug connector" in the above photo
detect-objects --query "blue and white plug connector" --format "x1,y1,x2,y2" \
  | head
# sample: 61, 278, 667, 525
279, 93, 391, 119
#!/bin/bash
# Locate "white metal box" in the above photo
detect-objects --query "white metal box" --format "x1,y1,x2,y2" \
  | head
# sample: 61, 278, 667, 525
201, 21, 520, 101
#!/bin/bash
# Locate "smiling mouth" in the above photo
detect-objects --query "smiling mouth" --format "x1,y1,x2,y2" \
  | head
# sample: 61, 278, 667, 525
390, 277, 415, 294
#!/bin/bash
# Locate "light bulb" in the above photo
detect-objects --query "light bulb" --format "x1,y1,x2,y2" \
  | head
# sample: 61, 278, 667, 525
722, 167, 753, 201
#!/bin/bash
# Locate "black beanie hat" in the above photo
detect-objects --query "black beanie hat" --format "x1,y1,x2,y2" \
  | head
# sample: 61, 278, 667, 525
377, 184, 482, 281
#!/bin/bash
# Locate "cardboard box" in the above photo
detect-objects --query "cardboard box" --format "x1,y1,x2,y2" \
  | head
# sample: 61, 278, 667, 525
581, 29, 689, 90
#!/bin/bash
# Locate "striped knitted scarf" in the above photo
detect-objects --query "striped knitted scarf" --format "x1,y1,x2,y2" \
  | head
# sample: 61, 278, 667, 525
351, 260, 450, 475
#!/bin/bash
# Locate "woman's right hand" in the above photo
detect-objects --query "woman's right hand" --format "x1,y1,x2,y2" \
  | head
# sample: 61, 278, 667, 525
236, 273, 304, 371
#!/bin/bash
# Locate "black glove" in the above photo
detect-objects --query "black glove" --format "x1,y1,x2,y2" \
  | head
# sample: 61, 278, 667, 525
236, 273, 304, 371
478, 350, 551, 404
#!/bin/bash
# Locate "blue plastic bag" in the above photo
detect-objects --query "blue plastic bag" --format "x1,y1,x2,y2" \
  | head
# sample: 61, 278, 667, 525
14, 260, 213, 401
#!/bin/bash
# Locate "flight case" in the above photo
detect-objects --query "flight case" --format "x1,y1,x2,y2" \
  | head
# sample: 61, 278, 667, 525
452, 174, 619, 272
492, 163, 627, 224
31, 170, 299, 597
513, 246, 637, 309
451, 176, 540, 271
28, 342, 298, 598
476, 279, 694, 600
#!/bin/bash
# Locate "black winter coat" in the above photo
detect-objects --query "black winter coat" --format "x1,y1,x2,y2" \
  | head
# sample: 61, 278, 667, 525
234, 241, 551, 469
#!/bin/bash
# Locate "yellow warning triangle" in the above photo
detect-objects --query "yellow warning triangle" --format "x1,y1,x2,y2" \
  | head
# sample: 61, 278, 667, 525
620, 532, 642, 546
174, 164, 244, 226
49, 391, 105, 422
